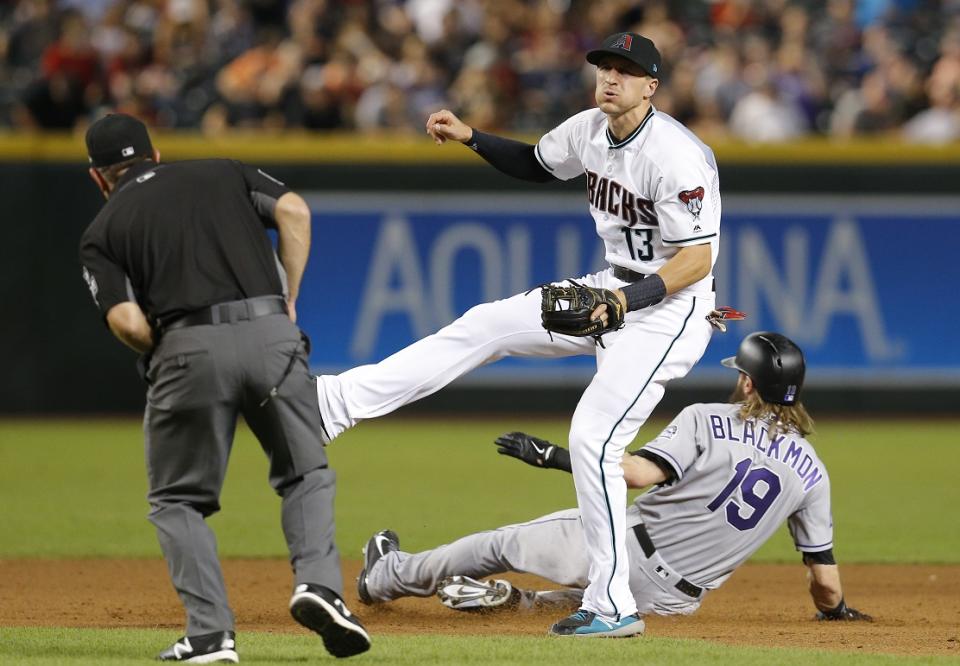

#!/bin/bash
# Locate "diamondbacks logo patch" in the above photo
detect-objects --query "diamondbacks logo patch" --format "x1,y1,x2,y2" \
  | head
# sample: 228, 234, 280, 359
612, 34, 633, 51
678, 186, 705, 219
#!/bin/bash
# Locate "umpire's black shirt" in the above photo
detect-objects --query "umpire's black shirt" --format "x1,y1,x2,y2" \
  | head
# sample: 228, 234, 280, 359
80, 159, 292, 324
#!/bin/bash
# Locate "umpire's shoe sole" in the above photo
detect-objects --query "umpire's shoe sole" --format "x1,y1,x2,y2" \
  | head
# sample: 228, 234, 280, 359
289, 584, 371, 658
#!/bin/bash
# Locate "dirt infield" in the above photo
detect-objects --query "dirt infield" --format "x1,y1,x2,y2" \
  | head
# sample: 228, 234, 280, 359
1, 559, 957, 656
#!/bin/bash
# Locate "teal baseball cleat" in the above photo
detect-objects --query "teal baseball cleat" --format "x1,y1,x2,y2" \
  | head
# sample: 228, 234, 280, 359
549, 609, 645, 637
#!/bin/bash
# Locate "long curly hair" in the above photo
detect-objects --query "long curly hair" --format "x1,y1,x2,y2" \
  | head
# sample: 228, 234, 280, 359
731, 376, 815, 438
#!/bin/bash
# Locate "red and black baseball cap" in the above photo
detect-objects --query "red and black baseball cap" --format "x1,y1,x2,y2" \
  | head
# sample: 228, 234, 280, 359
586, 32, 661, 77
85, 113, 154, 167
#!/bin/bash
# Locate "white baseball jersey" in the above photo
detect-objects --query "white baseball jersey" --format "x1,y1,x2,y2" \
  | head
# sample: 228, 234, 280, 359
635, 402, 833, 588
534, 107, 720, 296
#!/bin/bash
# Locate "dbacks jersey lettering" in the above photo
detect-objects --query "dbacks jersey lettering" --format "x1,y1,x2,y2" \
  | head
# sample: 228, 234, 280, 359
535, 107, 720, 295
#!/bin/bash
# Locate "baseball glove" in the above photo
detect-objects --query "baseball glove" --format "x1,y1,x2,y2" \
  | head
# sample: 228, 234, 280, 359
541, 280, 625, 341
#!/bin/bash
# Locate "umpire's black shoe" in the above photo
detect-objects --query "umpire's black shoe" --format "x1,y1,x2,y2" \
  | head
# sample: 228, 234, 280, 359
156, 630, 238, 663
357, 529, 400, 604
290, 584, 371, 658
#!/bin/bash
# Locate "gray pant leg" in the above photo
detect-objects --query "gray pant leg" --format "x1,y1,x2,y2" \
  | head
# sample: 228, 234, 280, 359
149, 503, 235, 634
366, 509, 588, 601
240, 316, 342, 594
277, 467, 342, 593
145, 327, 239, 635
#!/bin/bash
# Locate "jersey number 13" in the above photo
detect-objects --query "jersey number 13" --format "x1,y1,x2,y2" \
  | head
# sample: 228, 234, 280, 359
622, 227, 654, 261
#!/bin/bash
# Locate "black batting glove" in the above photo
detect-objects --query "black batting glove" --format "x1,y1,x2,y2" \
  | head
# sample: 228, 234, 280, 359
815, 599, 873, 622
494, 432, 572, 473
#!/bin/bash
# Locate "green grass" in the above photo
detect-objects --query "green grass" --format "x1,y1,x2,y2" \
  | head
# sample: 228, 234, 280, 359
0, 418, 958, 562
0, 627, 953, 665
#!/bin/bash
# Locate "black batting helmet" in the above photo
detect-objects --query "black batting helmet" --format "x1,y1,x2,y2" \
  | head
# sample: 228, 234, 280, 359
721, 332, 806, 405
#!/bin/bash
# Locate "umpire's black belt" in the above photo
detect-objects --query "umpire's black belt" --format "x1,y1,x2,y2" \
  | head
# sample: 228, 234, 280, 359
162, 296, 287, 332
632, 524, 703, 599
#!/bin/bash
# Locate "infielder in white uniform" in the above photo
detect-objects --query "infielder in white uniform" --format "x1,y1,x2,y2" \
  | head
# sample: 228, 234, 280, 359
356, 333, 872, 631
316, 32, 720, 635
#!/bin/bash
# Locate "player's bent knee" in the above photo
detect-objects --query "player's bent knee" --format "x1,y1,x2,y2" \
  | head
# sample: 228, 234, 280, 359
148, 495, 221, 520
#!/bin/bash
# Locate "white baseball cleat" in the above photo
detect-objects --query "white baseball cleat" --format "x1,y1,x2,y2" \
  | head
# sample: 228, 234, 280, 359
437, 575, 520, 612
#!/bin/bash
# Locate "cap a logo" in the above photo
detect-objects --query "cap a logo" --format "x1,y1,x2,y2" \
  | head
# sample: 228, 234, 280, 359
678, 186, 705, 219
122, 146, 135, 157
611, 34, 633, 51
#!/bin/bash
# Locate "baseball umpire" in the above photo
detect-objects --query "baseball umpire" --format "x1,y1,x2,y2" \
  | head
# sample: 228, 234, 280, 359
78, 113, 369, 662
315, 31, 719, 636
356, 333, 871, 630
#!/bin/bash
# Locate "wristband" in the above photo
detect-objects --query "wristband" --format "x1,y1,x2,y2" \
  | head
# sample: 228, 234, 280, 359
621, 274, 666, 311
546, 446, 572, 473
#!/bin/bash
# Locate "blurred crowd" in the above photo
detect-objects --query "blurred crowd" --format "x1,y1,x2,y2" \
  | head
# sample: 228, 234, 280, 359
2, 0, 960, 142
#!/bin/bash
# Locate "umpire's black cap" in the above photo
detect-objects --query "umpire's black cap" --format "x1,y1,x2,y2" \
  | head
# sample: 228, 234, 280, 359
85, 113, 154, 167
586, 32, 661, 77
722, 332, 806, 406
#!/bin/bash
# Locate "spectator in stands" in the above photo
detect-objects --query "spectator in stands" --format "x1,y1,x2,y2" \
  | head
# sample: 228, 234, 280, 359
902, 43, 960, 143
17, 8, 101, 127
1, 0, 959, 142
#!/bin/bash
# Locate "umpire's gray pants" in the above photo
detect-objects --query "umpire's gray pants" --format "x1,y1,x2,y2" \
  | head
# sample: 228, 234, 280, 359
365, 507, 702, 616
144, 312, 337, 635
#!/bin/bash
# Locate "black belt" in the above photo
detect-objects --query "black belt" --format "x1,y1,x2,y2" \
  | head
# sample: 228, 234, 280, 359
161, 296, 287, 332
613, 265, 716, 292
632, 524, 703, 599
612, 265, 647, 282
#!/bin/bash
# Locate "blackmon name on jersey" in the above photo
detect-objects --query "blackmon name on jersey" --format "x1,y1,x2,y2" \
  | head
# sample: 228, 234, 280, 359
707, 414, 825, 492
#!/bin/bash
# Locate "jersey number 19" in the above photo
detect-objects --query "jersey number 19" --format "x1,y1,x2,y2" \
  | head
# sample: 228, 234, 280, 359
707, 458, 782, 531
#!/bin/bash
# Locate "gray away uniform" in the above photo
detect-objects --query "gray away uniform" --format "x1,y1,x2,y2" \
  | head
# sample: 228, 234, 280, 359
365, 402, 832, 615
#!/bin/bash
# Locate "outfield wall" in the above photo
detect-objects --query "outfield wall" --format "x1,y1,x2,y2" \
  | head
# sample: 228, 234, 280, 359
1, 135, 958, 414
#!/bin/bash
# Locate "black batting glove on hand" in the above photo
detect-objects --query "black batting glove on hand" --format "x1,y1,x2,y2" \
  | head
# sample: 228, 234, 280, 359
816, 599, 873, 622
494, 432, 572, 473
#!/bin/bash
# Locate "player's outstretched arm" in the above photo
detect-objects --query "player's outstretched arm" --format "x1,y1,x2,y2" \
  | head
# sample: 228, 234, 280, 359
805, 561, 873, 621
620, 454, 668, 488
425, 110, 555, 183
494, 432, 668, 488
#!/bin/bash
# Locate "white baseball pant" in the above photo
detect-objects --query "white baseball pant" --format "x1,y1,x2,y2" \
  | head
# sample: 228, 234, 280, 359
317, 268, 714, 619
